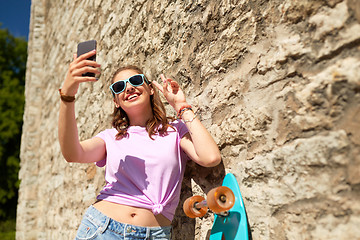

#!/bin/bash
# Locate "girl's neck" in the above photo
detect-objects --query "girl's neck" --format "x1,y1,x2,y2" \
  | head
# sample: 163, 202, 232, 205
127, 106, 153, 127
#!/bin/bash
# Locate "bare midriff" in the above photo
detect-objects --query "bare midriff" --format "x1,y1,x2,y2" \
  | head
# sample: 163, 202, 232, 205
93, 200, 172, 227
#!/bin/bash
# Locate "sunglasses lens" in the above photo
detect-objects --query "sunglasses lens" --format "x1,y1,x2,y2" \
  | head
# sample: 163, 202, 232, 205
112, 81, 125, 93
111, 75, 146, 94
129, 75, 144, 86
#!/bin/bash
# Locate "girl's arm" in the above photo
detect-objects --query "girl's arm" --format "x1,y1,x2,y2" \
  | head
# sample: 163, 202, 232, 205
58, 51, 105, 163
152, 75, 221, 167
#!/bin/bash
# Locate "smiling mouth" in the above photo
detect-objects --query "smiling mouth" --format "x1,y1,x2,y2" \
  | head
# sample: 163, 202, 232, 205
126, 93, 140, 101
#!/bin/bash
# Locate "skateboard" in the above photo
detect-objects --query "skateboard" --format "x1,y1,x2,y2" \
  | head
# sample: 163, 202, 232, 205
183, 173, 250, 240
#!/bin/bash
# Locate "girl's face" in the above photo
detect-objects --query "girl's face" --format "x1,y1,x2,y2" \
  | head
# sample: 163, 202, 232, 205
112, 69, 154, 113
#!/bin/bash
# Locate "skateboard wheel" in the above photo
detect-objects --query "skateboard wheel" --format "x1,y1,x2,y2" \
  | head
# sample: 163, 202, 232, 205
183, 195, 208, 218
207, 186, 235, 213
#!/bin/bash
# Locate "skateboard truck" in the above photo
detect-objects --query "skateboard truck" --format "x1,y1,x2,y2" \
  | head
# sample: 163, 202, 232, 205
183, 173, 251, 239
217, 210, 230, 217
183, 186, 235, 218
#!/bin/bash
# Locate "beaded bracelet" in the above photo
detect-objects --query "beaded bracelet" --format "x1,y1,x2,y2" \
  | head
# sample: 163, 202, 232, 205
177, 105, 192, 119
59, 89, 75, 102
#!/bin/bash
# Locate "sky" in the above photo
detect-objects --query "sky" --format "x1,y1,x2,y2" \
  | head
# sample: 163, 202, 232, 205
0, 0, 31, 40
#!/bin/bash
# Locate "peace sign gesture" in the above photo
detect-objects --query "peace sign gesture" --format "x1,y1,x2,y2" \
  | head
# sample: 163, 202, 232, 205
152, 74, 188, 112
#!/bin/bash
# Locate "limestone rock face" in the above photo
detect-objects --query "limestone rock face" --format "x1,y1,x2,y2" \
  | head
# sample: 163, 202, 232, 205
17, 0, 360, 239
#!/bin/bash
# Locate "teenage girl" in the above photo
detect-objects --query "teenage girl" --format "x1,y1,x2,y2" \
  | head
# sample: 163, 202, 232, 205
58, 50, 221, 239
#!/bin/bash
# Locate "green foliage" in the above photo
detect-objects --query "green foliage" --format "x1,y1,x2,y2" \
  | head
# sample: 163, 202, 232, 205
0, 24, 27, 221
0, 219, 16, 240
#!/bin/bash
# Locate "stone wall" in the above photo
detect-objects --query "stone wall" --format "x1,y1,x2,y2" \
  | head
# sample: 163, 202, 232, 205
17, 0, 360, 239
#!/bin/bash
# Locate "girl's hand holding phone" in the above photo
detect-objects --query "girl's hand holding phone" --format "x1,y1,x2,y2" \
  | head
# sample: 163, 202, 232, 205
62, 50, 101, 97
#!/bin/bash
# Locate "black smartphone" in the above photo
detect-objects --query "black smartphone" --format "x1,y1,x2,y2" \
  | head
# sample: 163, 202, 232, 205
77, 40, 97, 77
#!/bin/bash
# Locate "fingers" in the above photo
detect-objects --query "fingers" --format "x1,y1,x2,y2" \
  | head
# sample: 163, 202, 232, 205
63, 51, 99, 95
160, 74, 180, 94
70, 50, 99, 72
74, 59, 101, 69
160, 74, 168, 90
161, 74, 174, 89
155, 74, 184, 99
71, 66, 101, 78
69, 51, 101, 82
160, 74, 167, 83
170, 80, 179, 90
72, 75, 98, 83
75, 50, 96, 62
151, 81, 164, 93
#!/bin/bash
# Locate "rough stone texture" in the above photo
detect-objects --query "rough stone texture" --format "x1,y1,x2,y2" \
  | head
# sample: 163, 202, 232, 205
17, 0, 360, 239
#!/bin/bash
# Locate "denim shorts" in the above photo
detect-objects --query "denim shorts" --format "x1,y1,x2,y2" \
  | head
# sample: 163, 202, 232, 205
75, 205, 172, 240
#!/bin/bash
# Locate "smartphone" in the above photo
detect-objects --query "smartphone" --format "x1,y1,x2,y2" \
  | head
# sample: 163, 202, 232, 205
77, 40, 97, 77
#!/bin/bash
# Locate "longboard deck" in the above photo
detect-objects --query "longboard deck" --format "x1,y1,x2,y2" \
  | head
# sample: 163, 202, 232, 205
210, 173, 249, 240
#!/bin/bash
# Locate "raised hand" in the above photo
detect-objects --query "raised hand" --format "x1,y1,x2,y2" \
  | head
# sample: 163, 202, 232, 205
62, 50, 101, 96
152, 74, 188, 112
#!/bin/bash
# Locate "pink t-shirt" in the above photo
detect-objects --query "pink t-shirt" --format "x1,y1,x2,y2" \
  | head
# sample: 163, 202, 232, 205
94, 120, 189, 221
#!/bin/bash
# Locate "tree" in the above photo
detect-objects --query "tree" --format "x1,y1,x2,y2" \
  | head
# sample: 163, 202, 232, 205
0, 24, 27, 221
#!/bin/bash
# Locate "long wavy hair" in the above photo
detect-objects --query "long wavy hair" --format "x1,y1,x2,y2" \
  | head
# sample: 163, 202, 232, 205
111, 66, 174, 140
